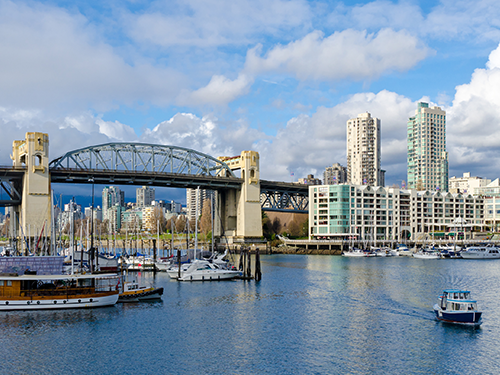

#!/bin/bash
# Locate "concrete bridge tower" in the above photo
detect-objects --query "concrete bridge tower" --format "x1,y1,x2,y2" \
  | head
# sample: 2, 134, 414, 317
11, 132, 51, 252
217, 150, 263, 243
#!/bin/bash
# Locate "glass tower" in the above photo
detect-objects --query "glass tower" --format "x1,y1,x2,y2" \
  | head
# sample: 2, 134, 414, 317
407, 102, 448, 191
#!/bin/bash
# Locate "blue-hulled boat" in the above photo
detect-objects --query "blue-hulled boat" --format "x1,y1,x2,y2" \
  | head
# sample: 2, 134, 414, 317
433, 289, 482, 326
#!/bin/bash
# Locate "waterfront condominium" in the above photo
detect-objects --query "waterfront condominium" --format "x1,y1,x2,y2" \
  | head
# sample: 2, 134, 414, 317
346, 112, 382, 186
407, 102, 448, 191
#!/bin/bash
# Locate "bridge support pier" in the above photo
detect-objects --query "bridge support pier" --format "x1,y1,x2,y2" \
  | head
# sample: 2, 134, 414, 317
217, 151, 263, 244
11, 132, 52, 254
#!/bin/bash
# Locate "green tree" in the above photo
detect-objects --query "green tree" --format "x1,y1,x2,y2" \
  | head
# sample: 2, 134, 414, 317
199, 198, 212, 236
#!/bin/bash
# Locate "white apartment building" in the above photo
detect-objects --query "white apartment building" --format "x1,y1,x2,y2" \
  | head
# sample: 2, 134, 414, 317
324, 163, 347, 185
309, 184, 485, 241
186, 188, 214, 222
136, 186, 155, 207
449, 172, 490, 193
347, 112, 382, 186
407, 102, 448, 191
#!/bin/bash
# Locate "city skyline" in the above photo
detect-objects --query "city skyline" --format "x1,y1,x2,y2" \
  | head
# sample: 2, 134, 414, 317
1, 1, 500, 189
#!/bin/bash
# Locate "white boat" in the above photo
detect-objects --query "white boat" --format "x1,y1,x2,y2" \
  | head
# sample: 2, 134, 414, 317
166, 262, 192, 279
178, 259, 242, 281
64, 248, 119, 272
121, 255, 156, 271
396, 244, 412, 256
412, 250, 441, 259
460, 245, 500, 259
0, 272, 120, 310
342, 248, 367, 257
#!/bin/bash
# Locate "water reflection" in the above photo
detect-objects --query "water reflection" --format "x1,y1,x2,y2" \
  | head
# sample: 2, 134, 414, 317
0, 255, 499, 374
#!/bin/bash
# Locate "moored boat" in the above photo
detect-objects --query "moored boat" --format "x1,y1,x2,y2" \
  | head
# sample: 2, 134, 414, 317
412, 250, 441, 259
433, 289, 482, 326
178, 259, 242, 281
460, 245, 500, 259
0, 272, 120, 310
118, 278, 163, 302
342, 248, 367, 257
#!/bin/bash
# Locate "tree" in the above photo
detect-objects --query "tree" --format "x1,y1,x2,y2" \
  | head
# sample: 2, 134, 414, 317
199, 198, 212, 236
175, 215, 186, 233
151, 206, 166, 235
271, 217, 282, 235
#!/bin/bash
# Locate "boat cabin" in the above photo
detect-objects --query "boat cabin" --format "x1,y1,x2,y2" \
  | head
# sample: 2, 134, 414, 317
440, 289, 477, 311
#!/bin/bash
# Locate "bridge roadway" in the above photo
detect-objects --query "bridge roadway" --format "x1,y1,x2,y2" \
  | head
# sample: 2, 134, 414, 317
0, 166, 309, 211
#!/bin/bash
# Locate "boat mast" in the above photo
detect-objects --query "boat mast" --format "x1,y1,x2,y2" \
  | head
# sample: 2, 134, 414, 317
195, 186, 199, 260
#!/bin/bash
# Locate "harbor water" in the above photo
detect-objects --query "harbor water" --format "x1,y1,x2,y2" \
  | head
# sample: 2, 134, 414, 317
1, 254, 499, 374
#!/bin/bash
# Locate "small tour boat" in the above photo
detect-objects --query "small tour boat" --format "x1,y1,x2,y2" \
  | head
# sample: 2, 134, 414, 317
118, 278, 163, 302
0, 272, 120, 310
433, 289, 482, 326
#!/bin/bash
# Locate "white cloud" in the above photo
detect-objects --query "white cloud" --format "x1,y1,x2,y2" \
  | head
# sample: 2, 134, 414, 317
328, 0, 500, 42
447, 43, 500, 176
126, 0, 311, 47
141, 113, 267, 158
177, 74, 254, 107
256, 90, 414, 183
244, 29, 431, 81
0, 1, 184, 112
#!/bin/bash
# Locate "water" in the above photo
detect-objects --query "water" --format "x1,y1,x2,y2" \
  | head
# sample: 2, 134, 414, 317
1, 255, 499, 374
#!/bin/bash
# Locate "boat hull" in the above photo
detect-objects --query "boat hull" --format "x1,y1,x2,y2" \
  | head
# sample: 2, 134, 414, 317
118, 287, 164, 302
433, 304, 482, 326
179, 271, 241, 281
0, 293, 119, 311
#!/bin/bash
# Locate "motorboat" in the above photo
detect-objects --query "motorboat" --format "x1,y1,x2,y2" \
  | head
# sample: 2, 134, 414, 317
118, 278, 163, 302
397, 244, 412, 256
460, 245, 500, 259
177, 259, 242, 281
0, 272, 120, 310
121, 255, 156, 271
342, 248, 367, 257
433, 289, 482, 326
438, 244, 462, 258
412, 249, 441, 259
166, 262, 192, 279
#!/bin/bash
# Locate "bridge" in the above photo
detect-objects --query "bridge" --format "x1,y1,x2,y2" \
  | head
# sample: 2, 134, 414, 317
1, 132, 308, 251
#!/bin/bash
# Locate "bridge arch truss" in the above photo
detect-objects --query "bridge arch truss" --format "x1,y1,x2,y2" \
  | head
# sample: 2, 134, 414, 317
48, 143, 240, 189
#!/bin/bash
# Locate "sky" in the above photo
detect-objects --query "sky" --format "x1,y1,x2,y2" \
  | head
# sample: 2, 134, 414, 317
1, 0, 500, 205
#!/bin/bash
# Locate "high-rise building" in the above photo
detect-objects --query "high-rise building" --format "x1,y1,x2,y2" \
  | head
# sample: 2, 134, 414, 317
186, 188, 214, 222
136, 186, 155, 207
346, 112, 382, 186
407, 102, 448, 191
297, 174, 322, 185
324, 163, 347, 185
102, 186, 124, 221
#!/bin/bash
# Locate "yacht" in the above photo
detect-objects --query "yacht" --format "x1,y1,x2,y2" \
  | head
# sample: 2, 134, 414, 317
433, 289, 482, 326
177, 259, 242, 281
460, 245, 500, 259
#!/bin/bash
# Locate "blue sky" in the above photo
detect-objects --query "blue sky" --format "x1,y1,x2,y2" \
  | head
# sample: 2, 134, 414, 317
1, 0, 500, 204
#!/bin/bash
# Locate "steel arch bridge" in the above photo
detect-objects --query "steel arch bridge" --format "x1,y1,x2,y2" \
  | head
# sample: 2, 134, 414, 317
48, 143, 241, 189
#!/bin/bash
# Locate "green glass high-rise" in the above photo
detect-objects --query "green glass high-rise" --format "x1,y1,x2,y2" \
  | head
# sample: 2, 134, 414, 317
407, 102, 448, 191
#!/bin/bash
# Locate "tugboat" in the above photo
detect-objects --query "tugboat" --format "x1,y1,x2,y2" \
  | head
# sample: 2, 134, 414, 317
433, 289, 482, 326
